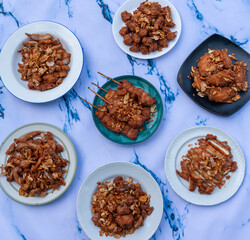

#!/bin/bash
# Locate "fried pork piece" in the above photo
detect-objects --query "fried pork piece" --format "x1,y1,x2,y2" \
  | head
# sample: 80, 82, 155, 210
206, 69, 234, 87
130, 44, 140, 52
191, 70, 203, 91
91, 176, 154, 238
105, 95, 151, 128
0, 131, 68, 197
233, 62, 248, 91
208, 87, 237, 103
191, 49, 248, 103
18, 33, 71, 91
119, 1, 176, 54
197, 49, 233, 77
176, 134, 237, 194
220, 49, 234, 69
118, 80, 156, 106
119, 26, 129, 37
95, 106, 139, 140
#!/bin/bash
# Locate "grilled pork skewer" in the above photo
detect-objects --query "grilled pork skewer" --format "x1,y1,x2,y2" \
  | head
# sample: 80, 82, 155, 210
97, 73, 156, 106
79, 93, 150, 137
95, 105, 139, 140
118, 80, 156, 106
85, 74, 157, 140
101, 90, 152, 128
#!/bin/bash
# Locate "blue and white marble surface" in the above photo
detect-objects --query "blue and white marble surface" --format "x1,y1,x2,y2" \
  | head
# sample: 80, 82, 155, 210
0, 0, 250, 239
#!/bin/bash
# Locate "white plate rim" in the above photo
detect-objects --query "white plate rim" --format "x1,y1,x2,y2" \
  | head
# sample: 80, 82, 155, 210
164, 126, 245, 206
76, 161, 163, 240
0, 122, 77, 205
112, 0, 182, 59
0, 21, 83, 103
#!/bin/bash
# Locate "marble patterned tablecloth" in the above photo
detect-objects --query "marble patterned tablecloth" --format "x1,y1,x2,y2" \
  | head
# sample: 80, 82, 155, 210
0, 0, 249, 239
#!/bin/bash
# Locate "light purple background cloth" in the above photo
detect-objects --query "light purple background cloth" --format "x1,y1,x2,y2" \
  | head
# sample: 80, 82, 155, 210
0, 0, 249, 239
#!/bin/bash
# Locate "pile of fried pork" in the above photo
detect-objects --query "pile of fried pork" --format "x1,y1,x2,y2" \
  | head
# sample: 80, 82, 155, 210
191, 49, 248, 103
176, 134, 237, 194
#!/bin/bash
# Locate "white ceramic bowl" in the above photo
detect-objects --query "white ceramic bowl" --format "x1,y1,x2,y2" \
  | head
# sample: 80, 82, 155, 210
77, 162, 163, 240
0, 21, 83, 103
165, 126, 245, 206
0, 123, 77, 205
112, 0, 181, 59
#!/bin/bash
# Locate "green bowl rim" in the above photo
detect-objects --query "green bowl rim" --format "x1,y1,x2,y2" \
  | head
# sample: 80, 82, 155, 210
91, 75, 164, 145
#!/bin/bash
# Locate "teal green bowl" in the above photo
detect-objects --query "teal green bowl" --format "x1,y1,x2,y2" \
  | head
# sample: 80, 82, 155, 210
92, 75, 163, 145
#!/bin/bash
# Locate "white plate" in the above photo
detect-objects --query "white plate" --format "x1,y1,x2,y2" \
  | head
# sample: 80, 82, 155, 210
0, 21, 83, 103
165, 126, 245, 206
77, 162, 163, 240
0, 123, 77, 205
112, 0, 181, 59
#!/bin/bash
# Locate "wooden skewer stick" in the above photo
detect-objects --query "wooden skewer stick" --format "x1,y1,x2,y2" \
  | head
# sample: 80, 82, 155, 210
79, 97, 97, 109
91, 82, 108, 93
97, 72, 120, 85
88, 87, 110, 104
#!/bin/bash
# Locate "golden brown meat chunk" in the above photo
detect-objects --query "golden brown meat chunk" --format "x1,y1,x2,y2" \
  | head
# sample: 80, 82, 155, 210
119, 26, 129, 37
220, 49, 233, 69
123, 34, 133, 46
197, 49, 233, 77
206, 69, 234, 87
121, 11, 132, 22
130, 44, 140, 52
192, 70, 202, 91
208, 87, 236, 103
233, 62, 248, 91
197, 53, 217, 77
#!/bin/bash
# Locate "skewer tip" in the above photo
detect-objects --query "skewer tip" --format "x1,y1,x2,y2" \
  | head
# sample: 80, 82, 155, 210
97, 72, 120, 85
88, 87, 110, 104
79, 96, 97, 109
91, 82, 108, 93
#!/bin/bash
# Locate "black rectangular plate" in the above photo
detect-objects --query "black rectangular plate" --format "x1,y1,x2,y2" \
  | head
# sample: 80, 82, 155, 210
177, 34, 250, 116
